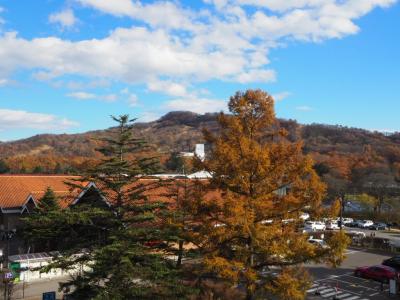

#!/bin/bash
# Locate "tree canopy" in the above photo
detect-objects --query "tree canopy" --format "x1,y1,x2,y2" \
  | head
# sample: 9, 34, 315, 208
193, 90, 349, 299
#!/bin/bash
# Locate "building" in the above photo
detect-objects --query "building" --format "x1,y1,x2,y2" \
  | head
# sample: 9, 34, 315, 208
0, 172, 289, 259
0, 175, 84, 258
179, 143, 206, 161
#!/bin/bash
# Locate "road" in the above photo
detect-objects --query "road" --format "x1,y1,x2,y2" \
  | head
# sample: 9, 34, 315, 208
306, 248, 396, 300
7, 247, 399, 299
9, 276, 67, 300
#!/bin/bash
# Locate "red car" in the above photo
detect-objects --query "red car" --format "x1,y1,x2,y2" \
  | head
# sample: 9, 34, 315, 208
354, 265, 397, 283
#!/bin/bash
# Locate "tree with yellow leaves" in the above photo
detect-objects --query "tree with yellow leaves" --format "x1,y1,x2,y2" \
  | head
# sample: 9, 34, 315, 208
196, 90, 349, 300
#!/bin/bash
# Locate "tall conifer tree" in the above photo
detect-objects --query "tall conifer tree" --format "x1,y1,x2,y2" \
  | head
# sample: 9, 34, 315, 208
195, 90, 349, 300
24, 115, 190, 299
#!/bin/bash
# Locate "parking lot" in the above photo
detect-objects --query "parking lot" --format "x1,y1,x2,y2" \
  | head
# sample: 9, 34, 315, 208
306, 249, 396, 300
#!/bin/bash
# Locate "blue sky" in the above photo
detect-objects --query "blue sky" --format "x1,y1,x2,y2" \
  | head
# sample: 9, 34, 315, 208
0, 0, 399, 141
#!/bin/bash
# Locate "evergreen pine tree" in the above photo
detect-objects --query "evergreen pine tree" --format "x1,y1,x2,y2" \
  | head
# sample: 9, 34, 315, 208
0, 159, 10, 174
24, 115, 193, 299
21, 187, 62, 252
54, 163, 63, 174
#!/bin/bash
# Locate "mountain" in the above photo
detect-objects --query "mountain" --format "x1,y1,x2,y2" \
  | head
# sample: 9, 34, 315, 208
1, 111, 400, 187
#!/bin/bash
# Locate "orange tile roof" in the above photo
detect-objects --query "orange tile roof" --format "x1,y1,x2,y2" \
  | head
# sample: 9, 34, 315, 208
0, 175, 83, 209
0, 175, 220, 211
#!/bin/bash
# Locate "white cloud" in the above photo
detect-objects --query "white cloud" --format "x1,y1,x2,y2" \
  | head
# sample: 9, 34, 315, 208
101, 94, 118, 102
296, 105, 313, 111
49, 9, 77, 28
127, 94, 139, 107
0, 108, 78, 130
0, 0, 396, 96
67, 91, 118, 102
77, 0, 197, 30
138, 111, 160, 122
273, 91, 292, 101
120, 88, 129, 95
77, 0, 136, 17
0, 78, 9, 86
67, 91, 96, 100
147, 80, 188, 97
165, 97, 226, 114
236, 69, 276, 83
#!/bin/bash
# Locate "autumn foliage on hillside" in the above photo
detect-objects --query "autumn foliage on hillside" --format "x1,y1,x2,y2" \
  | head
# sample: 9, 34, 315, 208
1, 107, 400, 204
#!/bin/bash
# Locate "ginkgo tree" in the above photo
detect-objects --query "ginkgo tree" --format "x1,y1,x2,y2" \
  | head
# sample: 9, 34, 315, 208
196, 90, 349, 300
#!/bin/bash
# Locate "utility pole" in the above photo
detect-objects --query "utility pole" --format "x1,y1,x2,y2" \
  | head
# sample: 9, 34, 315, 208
339, 194, 344, 230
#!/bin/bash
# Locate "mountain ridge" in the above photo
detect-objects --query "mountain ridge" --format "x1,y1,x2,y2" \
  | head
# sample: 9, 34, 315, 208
1, 111, 400, 180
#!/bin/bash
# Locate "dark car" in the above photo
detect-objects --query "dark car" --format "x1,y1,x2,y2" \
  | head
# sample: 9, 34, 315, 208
387, 222, 399, 229
383, 256, 400, 271
369, 222, 387, 230
354, 265, 397, 283
346, 221, 360, 228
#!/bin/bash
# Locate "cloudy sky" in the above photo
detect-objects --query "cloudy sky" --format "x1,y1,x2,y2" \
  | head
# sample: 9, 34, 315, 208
0, 0, 399, 141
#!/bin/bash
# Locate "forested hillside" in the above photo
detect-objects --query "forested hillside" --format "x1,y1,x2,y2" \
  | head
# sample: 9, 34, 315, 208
1, 111, 400, 202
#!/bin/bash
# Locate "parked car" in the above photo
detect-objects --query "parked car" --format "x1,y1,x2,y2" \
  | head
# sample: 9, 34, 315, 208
336, 217, 352, 227
300, 213, 310, 220
387, 222, 399, 229
369, 222, 388, 231
354, 265, 397, 283
383, 256, 400, 271
304, 221, 326, 231
346, 219, 362, 227
308, 238, 329, 249
326, 221, 339, 230
347, 231, 367, 239
357, 220, 374, 228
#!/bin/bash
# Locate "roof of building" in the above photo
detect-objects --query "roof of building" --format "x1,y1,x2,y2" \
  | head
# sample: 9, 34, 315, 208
0, 175, 83, 209
0, 174, 220, 212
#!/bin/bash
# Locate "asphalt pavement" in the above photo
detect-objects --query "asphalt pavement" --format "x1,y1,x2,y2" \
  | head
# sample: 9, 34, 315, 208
346, 227, 400, 246
6, 244, 400, 299
306, 248, 396, 300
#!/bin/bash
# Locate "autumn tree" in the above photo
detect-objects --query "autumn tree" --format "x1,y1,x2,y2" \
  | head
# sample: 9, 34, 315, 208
195, 90, 349, 300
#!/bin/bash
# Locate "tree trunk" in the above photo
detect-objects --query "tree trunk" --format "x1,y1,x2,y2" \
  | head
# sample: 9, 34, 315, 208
246, 288, 254, 300
176, 240, 184, 267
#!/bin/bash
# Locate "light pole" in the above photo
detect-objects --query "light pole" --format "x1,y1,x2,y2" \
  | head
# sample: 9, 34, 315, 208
339, 195, 344, 231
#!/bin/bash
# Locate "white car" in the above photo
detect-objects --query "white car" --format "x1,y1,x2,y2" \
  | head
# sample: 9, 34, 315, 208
357, 220, 374, 228
308, 238, 329, 249
304, 221, 326, 231
300, 213, 310, 220
343, 217, 353, 224
326, 221, 339, 230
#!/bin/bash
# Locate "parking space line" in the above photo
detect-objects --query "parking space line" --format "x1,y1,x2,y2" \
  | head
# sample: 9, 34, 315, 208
369, 292, 379, 296
342, 274, 386, 287
321, 291, 338, 297
314, 272, 353, 282
330, 278, 381, 291
318, 288, 335, 294
309, 284, 363, 297
334, 293, 351, 299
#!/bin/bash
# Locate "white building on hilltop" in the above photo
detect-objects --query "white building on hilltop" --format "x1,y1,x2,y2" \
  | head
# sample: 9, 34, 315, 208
179, 143, 206, 161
